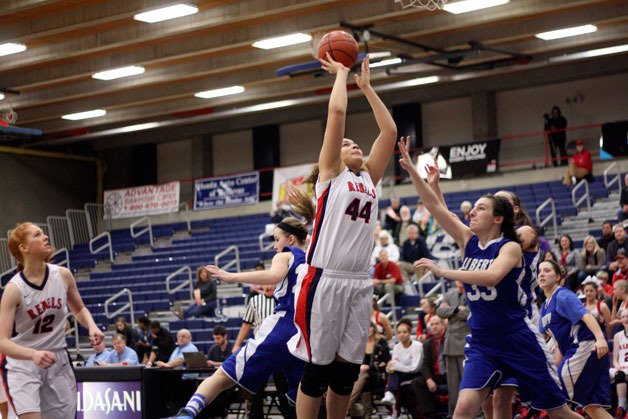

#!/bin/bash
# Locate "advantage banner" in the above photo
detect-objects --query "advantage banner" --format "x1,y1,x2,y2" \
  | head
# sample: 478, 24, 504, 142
417, 139, 500, 179
104, 182, 179, 219
194, 171, 259, 210
271, 163, 314, 209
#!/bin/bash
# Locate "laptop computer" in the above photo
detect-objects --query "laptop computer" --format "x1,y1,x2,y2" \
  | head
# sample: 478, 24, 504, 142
183, 352, 212, 369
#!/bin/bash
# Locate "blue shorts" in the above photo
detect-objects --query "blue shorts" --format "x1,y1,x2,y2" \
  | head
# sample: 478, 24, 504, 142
460, 326, 565, 410
559, 341, 611, 408
221, 312, 304, 403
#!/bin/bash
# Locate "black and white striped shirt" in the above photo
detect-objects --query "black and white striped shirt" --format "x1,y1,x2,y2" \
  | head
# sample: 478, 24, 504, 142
243, 294, 276, 334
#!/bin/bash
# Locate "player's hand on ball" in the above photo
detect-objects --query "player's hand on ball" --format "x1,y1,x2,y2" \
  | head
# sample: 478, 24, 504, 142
319, 53, 348, 74
33, 350, 57, 369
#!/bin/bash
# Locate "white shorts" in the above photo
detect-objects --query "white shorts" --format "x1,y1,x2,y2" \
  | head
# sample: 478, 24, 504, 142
3, 349, 76, 418
0, 373, 6, 404
289, 266, 372, 365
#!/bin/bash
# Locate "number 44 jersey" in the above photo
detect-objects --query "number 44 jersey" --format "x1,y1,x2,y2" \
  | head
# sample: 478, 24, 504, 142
461, 235, 528, 336
9, 264, 68, 351
307, 168, 378, 272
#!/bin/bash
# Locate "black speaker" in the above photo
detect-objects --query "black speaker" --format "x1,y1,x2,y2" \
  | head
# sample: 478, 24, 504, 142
601, 120, 628, 157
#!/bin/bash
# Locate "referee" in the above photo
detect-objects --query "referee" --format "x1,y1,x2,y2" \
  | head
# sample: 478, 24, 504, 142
232, 284, 295, 419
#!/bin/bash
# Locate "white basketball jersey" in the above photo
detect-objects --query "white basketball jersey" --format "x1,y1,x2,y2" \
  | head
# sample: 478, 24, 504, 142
616, 331, 628, 370
9, 264, 68, 351
307, 168, 378, 272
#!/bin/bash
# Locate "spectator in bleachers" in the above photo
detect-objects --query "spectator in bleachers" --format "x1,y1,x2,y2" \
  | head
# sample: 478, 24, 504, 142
373, 250, 404, 302
612, 249, 628, 285
100, 333, 139, 366
579, 235, 606, 281
156, 329, 198, 369
545, 105, 568, 167
608, 280, 628, 336
582, 278, 611, 338
558, 234, 582, 290
611, 311, 628, 418
416, 297, 437, 342
459, 200, 472, 226
608, 225, 628, 272
543, 249, 558, 262
618, 175, 628, 222
347, 322, 391, 418
598, 221, 615, 252
85, 339, 111, 366
134, 315, 153, 364
206, 325, 232, 368
270, 201, 290, 224
147, 320, 176, 365
399, 224, 433, 284
182, 266, 218, 319
384, 197, 402, 234
115, 316, 139, 355
412, 315, 447, 419
436, 280, 470, 416
394, 205, 418, 246
371, 299, 393, 341
596, 270, 613, 299
381, 319, 423, 413
562, 139, 593, 186
370, 230, 400, 268
412, 198, 430, 237
232, 284, 276, 354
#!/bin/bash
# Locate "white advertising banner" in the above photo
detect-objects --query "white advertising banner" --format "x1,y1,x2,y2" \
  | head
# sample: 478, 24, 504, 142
271, 163, 314, 208
104, 182, 180, 219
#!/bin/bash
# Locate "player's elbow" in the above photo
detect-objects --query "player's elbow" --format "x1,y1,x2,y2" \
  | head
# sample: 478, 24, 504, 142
328, 105, 346, 118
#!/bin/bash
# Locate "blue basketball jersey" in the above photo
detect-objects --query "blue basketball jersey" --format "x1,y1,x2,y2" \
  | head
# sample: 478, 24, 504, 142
539, 286, 593, 356
521, 250, 541, 319
273, 246, 305, 314
462, 235, 526, 335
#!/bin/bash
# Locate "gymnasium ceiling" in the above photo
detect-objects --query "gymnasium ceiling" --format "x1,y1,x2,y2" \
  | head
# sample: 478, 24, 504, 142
2, 0, 628, 151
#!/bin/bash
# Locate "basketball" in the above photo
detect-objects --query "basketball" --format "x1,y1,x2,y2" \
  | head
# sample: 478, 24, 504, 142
317, 31, 359, 69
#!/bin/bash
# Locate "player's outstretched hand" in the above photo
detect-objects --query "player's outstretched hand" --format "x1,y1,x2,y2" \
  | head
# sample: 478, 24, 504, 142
354, 55, 370, 90
204, 265, 235, 282
319, 53, 349, 75
90, 327, 105, 346
397, 136, 416, 175
33, 350, 57, 369
425, 156, 440, 188
415, 258, 444, 277
594, 338, 608, 359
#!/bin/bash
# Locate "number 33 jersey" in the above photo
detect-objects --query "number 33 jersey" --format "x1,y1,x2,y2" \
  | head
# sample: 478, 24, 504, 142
462, 235, 527, 336
307, 168, 378, 272
9, 264, 68, 351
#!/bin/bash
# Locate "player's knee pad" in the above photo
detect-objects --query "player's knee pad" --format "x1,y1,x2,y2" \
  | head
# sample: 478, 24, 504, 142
300, 363, 332, 398
328, 360, 360, 396
616, 370, 626, 383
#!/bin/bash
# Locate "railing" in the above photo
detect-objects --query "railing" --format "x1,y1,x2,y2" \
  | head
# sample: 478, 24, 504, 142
0, 238, 16, 288
65, 314, 81, 355
89, 232, 114, 263
130, 216, 154, 247
604, 162, 621, 195
85, 203, 109, 239
571, 179, 591, 212
166, 265, 194, 300
378, 293, 398, 329
104, 288, 135, 324
66, 209, 90, 246
47, 216, 72, 251
536, 197, 558, 238
52, 248, 70, 269
214, 245, 240, 272
169, 202, 191, 232
258, 232, 275, 251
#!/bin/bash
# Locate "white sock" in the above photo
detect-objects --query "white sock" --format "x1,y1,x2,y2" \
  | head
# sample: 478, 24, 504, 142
620, 396, 627, 409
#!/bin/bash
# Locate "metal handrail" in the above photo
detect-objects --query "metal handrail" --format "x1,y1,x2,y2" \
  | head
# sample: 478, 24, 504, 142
104, 288, 135, 324
89, 232, 114, 263
258, 232, 274, 251
418, 271, 436, 298
65, 314, 81, 355
571, 179, 591, 212
604, 162, 621, 194
52, 248, 70, 270
166, 265, 194, 300
130, 216, 154, 247
536, 197, 558, 238
179, 203, 191, 232
214, 245, 241, 272
378, 293, 398, 329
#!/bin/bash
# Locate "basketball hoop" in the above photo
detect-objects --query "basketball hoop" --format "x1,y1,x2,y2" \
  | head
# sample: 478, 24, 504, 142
395, 0, 447, 11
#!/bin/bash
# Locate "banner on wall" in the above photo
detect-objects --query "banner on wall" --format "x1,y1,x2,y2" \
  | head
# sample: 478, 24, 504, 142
194, 171, 259, 210
416, 139, 501, 179
271, 163, 315, 209
103, 182, 179, 219
77, 381, 142, 418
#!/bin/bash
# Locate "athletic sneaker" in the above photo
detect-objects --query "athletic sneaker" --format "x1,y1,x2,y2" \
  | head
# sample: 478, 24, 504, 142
614, 407, 627, 419
176, 409, 194, 418
381, 391, 395, 405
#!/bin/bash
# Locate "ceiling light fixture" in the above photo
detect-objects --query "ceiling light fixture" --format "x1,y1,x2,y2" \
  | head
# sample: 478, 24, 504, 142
549, 43, 628, 63
92, 66, 145, 80
252, 33, 312, 50
443, 0, 509, 14
0, 43, 27, 57
62, 109, 107, 120
134, 4, 198, 23
369, 58, 403, 68
368, 51, 392, 59
536, 24, 598, 41
194, 86, 245, 99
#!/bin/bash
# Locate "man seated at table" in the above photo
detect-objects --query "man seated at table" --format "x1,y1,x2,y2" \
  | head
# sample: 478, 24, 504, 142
98, 334, 139, 366
156, 329, 198, 369
85, 339, 111, 366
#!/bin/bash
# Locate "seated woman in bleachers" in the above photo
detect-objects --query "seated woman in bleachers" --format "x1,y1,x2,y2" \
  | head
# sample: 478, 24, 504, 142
115, 316, 139, 355
416, 297, 437, 342
579, 235, 606, 282
558, 234, 582, 291
348, 322, 391, 418
372, 299, 393, 341
182, 266, 217, 319
381, 319, 423, 414
582, 278, 611, 338
609, 280, 628, 337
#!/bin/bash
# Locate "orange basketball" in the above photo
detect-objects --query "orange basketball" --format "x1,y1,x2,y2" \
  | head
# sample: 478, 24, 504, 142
317, 31, 359, 69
